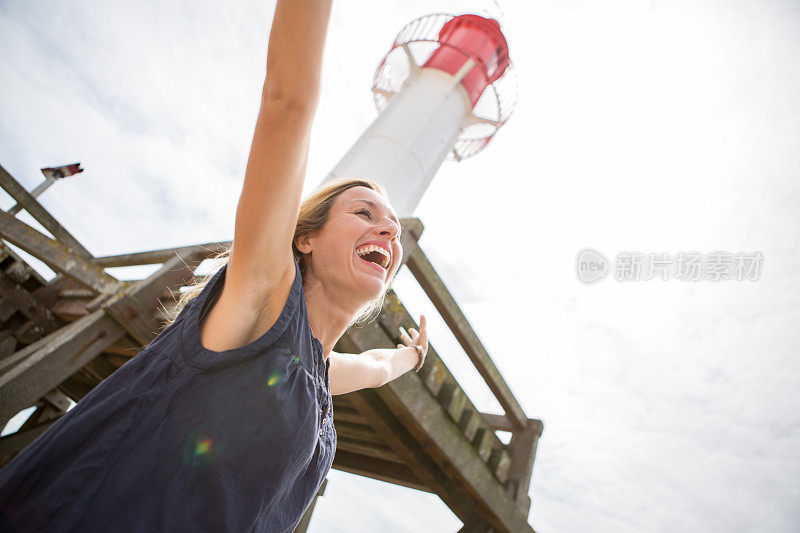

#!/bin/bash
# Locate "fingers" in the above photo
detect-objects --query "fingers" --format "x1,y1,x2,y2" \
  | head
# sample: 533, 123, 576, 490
399, 316, 428, 355
418, 314, 428, 348
398, 326, 411, 345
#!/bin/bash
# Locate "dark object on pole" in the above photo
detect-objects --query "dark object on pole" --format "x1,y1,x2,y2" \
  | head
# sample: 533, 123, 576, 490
6, 163, 83, 216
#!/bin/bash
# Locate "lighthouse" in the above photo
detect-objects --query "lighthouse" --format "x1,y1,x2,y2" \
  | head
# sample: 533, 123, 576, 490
324, 13, 517, 217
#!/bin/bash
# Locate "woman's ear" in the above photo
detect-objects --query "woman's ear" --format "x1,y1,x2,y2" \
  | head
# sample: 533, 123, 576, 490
295, 233, 313, 255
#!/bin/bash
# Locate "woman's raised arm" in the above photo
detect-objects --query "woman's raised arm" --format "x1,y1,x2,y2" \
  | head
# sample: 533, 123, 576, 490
228, 0, 333, 299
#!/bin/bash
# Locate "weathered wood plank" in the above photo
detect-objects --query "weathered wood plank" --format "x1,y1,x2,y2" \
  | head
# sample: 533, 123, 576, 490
0, 164, 93, 258
0, 210, 120, 294
458, 410, 482, 442
51, 299, 91, 322
472, 427, 494, 463
0, 300, 16, 322
1, 241, 47, 287
0, 419, 56, 458
481, 412, 515, 432
407, 246, 527, 430
94, 242, 231, 268
101, 335, 142, 357
334, 420, 386, 446
333, 450, 429, 493
56, 376, 94, 402
417, 350, 448, 397
336, 437, 404, 464
331, 405, 368, 425
488, 446, 511, 484
0, 331, 17, 360
0, 265, 67, 340
0, 309, 126, 423
398, 217, 424, 266
100, 249, 206, 345
439, 381, 468, 425
103, 352, 134, 368
504, 419, 544, 514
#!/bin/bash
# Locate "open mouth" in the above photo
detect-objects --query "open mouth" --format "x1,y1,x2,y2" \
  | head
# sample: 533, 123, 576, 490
356, 244, 390, 271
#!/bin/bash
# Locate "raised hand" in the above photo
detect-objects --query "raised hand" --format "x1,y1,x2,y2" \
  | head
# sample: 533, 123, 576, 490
397, 314, 428, 372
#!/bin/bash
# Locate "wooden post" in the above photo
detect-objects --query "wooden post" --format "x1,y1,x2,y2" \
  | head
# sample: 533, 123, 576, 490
504, 419, 544, 513
293, 478, 327, 533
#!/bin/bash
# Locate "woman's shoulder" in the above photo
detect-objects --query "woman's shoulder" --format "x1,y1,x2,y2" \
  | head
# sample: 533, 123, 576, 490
171, 257, 310, 371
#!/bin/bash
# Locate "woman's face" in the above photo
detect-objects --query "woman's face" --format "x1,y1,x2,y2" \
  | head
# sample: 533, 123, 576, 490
299, 186, 403, 306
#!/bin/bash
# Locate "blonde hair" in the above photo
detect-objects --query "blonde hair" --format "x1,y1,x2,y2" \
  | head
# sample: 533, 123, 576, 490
163, 178, 396, 330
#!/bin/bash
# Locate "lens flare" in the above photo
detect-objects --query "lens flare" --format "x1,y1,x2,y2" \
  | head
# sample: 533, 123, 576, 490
182, 432, 216, 465
195, 438, 213, 456
267, 370, 284, 387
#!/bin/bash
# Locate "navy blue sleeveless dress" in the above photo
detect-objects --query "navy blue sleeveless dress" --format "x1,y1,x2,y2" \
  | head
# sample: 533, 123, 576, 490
0, 259, 337, 532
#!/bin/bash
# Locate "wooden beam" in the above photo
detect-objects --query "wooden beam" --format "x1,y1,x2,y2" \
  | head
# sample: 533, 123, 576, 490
0, 241, 47, 286
336, 437, 404, 464
0, 309, 126, 424
331, 406, 368, 425
335, 420, 387, 447
0, 419, 56, 458
332, 450, 430, 493
504, 419, 544, 513
100, 249, 206, 345
398, 218, 424, 266
17, 390, 72, 433
94, 242, 231, 268
0, 271, 61, 334
0, 164, 93, 258
407, 246, 527, 430
480, 412, 514, 432
0, 210, 120, 294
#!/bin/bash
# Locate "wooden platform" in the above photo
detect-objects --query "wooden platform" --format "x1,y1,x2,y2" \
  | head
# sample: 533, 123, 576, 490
0, 164, 542, 532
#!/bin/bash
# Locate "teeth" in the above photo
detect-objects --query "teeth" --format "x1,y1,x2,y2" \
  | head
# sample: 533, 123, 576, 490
356, 244, 390, 269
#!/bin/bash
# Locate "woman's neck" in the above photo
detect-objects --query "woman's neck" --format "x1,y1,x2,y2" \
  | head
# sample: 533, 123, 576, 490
303, 281, 359, 360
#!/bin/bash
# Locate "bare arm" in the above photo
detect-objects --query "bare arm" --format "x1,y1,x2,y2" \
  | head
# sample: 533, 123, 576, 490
227, 0, 334, 304
329, 316, 428, 396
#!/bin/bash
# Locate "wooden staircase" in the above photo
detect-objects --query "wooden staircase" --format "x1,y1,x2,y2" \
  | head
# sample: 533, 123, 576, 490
0, 164, 542, 532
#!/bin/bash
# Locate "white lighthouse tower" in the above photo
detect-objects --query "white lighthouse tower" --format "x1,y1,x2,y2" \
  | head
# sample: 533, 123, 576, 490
324, 13, 517, 217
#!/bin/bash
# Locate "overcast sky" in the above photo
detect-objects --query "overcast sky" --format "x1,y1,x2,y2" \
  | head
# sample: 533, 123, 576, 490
2, 0, 799, 531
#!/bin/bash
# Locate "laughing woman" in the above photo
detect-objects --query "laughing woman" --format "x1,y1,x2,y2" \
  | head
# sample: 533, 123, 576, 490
0, 1, 428, 531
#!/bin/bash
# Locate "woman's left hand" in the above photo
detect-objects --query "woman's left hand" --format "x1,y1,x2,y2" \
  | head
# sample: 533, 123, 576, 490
397, 315, 428, 372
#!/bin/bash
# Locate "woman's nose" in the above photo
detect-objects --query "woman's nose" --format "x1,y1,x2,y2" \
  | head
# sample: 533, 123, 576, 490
376, 218, 400, 238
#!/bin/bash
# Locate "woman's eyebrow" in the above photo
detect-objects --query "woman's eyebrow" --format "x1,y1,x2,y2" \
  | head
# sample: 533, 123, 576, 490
353, 199, 401, 228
